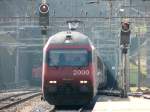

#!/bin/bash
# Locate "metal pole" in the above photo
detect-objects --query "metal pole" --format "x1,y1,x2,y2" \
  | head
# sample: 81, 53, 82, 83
43, 35, 47, 45
120, 47, 128, 98
15, 48, 19, 83
41, 27, 48, 45
108, 0, 112, 34
15, 16, 20, 84
15, 28, 19, 83
42, 0, 46, 4
128, 54, 131, 92
121, 50, 124, 90
31, 0, 35, 17
137, 31, 141, 91
124, 52, 127, 96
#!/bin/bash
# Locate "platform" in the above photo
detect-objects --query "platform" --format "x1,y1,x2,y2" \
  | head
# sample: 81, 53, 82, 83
92, 95, 150, 112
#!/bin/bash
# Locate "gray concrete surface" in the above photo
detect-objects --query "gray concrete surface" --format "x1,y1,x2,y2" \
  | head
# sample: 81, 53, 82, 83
92, 96, 150, 112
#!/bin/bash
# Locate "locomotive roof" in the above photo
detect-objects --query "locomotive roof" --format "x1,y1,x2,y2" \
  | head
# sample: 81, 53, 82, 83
47, 31, 92, 45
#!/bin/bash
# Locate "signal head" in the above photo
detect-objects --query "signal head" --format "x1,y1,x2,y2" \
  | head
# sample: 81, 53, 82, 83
120, 21, 131, 46
121, 22, 130, 32
39, 3, 49, 14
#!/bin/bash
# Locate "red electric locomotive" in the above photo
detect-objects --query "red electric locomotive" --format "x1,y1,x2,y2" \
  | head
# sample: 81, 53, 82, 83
42, 31, 106, 106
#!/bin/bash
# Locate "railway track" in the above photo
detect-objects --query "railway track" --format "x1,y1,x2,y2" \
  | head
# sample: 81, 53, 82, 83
50, 107, 84, 112
50, 96, 98, 112
0, 91, 41, 110
0, 87, 40, 93
50, 106, 88, 112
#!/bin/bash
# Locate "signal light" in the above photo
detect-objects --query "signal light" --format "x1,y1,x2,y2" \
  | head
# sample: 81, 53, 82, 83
121, 22, 130, 32
39, 4, 49, 14
120, 21, 131, 46
39, 3, 49, 26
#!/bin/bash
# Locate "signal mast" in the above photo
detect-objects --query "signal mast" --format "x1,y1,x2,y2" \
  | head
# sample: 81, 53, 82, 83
120, 19, 131, 98
39, 0, 49, 35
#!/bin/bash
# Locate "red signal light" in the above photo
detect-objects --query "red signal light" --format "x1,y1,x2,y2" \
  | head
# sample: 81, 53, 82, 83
39, 3, 49, 14
39, 3, 49, 26
121, 22, 130, 32
120, 21, 131, 46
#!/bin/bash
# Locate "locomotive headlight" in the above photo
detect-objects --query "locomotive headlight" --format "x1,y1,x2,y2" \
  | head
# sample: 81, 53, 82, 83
80, 81, 84, 84
49, 81, 53, 83
53, 81, 57, 83
83, 81, 88, 83
80, 80, 88, 84
49, 80, 57, 84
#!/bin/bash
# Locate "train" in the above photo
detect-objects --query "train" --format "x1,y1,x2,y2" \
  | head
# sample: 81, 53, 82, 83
42, 31, 107, 106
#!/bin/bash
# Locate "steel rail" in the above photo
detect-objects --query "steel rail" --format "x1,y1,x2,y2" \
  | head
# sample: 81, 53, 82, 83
0, 91, 39, 102
1, 16, 150, 19
0, 92, 41, 110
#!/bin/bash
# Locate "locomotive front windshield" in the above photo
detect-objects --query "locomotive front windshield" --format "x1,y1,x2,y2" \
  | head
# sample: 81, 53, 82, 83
48, 49, 89, 67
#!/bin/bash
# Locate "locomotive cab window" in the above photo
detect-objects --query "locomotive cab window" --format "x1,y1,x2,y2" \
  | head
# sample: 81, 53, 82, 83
48, 49, 90, 67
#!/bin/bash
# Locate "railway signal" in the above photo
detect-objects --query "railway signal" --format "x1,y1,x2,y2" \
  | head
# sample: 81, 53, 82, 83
39, 3, 49, 26
120, 21, 131, 46
120, 20, 131, 98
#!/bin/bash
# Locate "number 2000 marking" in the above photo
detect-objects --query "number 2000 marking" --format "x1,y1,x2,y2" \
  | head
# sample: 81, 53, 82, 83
73, 70, 89, 76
